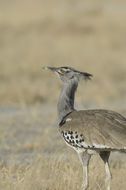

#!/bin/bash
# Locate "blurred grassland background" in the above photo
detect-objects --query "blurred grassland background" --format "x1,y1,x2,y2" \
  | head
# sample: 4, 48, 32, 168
1, 0, 126, 189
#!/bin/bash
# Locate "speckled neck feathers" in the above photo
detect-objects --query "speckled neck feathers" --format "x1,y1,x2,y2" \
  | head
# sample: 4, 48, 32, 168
57, 78, 78, 124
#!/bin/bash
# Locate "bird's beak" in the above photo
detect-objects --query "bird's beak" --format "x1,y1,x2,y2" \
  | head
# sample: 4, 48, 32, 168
43, 66, 57, 72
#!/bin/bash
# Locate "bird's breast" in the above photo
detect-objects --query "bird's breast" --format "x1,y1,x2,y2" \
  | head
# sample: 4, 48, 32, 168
61, 130, 85, 148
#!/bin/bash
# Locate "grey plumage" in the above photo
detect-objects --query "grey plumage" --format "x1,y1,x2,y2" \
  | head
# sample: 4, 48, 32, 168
43, 66, 92, 123
59, 109, 126, 151
43, 66, 126, 190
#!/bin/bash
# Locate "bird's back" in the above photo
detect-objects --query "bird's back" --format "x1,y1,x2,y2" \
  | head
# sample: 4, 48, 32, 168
59, 109, 126, 151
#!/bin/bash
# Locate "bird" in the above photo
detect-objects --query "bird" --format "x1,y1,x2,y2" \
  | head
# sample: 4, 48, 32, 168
43, 66, 126, 190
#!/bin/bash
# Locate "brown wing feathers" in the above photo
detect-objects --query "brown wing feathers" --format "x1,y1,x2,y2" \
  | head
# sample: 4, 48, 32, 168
59, 110, 126, 151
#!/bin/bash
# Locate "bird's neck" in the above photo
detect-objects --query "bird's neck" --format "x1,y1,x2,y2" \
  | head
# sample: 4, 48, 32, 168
57, 80, 78, 124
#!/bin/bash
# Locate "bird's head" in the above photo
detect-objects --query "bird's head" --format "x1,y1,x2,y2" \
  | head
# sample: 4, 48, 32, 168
43, 66, 92, 84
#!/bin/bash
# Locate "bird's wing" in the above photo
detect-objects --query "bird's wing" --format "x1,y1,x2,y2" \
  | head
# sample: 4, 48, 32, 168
59, 109, 126, 151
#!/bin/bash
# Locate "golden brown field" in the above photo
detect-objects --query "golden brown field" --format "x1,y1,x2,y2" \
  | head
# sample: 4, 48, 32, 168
1, 0, 126, 189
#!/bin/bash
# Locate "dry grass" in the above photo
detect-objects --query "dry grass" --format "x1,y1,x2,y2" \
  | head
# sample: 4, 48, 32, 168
0, 0, 126, 106
1, 154, 126, 190
1, 0, 126, 189
0, 106, 126, 190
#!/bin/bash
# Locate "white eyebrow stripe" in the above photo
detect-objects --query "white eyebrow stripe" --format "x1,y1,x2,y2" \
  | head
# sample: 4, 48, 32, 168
66, 118, 72, 122
61, 68, 70, 71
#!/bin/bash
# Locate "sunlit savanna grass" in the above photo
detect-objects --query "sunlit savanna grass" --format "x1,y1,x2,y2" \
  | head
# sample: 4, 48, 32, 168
0, 106, 126, 190
1, 154, 126, 190
0, 0, 126, 107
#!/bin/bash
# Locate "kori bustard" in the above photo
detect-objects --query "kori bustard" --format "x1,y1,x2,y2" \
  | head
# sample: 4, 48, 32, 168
43, 66, 126, 190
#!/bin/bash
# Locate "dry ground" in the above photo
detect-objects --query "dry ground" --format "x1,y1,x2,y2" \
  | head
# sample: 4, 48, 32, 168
0, 106, 126, 190
0, 0, 126, 189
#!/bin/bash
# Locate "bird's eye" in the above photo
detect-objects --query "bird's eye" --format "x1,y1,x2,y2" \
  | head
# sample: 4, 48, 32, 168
60, 69, 66, 74
59, 69, 70, 74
